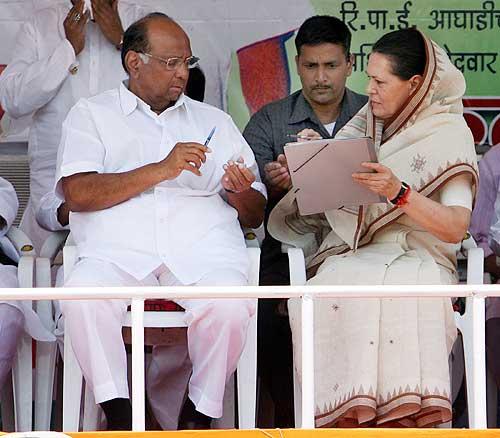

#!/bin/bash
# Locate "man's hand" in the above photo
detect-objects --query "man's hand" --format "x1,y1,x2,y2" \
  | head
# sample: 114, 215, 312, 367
57, 202, 70, 227
264, 154, 291, 192
159, 142, 210, 180
64, 0, 90, 56
222, 157, 255, 193
296, 128, 322, 141
91, 0, 123, 48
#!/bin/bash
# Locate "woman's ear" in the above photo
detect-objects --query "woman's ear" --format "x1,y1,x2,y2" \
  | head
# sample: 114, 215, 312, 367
409, 74, 423, 93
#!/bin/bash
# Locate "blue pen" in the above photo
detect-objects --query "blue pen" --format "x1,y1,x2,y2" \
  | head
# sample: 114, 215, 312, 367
204, 126, 216, 147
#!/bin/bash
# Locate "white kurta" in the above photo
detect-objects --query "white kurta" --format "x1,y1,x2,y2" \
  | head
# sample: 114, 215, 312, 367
0, 1, 147, 251
55, 83, 266, 284
56, 84, 265, 421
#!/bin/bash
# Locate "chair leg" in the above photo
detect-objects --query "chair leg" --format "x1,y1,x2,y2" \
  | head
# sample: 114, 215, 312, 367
12, 333, 32, 431
34, 258, 58, 431
63, 331, 83, 431
293, 368, 302, 428
34, 339, 57, 430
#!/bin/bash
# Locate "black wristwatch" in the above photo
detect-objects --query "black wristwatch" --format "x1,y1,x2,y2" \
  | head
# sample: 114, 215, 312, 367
389, 181, 410, 204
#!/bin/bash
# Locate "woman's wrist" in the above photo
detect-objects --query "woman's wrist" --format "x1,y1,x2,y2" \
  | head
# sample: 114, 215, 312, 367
389, 181, 411, 207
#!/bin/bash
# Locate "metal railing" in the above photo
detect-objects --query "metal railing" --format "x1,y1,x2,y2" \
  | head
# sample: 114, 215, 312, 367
1, 283, 499, 430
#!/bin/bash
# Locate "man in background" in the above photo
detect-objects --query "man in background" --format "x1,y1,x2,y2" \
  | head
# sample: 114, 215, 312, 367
0, 0, 147, 250
243, 15, 367, 426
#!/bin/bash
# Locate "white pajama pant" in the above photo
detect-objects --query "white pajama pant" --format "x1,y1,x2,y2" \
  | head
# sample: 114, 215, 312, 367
60, 258, 255, 420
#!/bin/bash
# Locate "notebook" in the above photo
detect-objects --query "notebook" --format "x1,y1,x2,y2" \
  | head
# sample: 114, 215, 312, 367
284, 137, 385, 215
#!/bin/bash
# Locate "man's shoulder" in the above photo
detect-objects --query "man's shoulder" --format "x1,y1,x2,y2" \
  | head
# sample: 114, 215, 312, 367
247, 90, 301, 128
345, 88, 368, 109
185, 96, 231, 122
71, 89, 120, 115
257, 90, 301, 116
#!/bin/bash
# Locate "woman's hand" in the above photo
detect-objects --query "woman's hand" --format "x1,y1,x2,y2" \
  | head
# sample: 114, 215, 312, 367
352, 162, 401, 201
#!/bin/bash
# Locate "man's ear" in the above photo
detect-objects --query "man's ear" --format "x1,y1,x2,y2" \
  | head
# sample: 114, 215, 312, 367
295, 54, 300, 73
346, 53, 354, 76
126, 51, 142, 79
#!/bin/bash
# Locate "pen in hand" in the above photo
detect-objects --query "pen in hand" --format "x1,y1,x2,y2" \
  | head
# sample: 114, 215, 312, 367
204, 126, 216, 148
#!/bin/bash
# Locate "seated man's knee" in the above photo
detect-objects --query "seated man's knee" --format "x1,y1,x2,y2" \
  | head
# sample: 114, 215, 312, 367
211, 300, 255, 331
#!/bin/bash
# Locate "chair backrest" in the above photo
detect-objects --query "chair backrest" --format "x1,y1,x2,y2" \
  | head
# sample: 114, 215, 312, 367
0, 144, 30, 225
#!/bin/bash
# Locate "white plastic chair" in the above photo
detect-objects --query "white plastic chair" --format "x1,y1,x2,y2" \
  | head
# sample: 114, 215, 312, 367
33, 230, 70, 431
37, 232, 259, 431
455, 236, 487, 428
0, 226, 36, 432
287, 236, 486, 429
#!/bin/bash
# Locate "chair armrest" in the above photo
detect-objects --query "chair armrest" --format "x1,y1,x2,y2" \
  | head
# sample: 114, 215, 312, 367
466, 246, 484, 285
243, 225, 264, 248
40, 230, 70, 260
18, 254, 35, 288
246, 247, 260, 286
461, 233, 477, 252
288, 247, 306, 286
6, 226, 36, 257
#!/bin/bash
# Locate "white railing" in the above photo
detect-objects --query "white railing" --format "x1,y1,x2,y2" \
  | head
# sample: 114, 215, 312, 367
2, 283, 500, 430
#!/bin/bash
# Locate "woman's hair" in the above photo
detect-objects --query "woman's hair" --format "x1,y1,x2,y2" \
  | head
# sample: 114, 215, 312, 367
371, 28, 426, 80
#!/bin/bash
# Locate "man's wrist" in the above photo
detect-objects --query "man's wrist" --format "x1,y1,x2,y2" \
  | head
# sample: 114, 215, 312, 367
225, 186, 251, 195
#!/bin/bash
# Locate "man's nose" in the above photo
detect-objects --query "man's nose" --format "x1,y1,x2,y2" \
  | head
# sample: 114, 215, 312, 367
175, 63, 189, 80
315, 66, 328, 83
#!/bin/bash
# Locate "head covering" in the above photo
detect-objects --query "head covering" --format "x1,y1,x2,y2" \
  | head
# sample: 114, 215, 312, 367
269, 31, 478, 269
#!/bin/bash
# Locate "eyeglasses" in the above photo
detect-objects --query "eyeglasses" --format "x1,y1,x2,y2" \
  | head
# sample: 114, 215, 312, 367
139, 52, 200, 71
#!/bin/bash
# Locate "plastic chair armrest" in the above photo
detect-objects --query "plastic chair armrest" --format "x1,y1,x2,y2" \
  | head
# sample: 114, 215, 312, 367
40, 230, 70, 260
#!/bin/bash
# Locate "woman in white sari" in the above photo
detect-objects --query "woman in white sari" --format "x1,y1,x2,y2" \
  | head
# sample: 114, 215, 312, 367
268, 28, 478, 427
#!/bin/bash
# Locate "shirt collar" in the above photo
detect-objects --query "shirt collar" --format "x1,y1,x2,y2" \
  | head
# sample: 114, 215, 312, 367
119, 81, 187, 117
288, 91, 317, 125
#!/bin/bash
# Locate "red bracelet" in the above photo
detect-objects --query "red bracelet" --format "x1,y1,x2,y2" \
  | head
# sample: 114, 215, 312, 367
389, 182, 411, 207
395, 185, 411, 207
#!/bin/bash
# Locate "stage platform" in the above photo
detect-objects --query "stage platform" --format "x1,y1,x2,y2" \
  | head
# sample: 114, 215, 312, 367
3, 430, 498, 438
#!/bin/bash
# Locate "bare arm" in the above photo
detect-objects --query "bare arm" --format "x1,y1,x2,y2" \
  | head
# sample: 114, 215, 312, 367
353, 162, 471, 244
399, 190, 470, 243
62, 142, 209, 212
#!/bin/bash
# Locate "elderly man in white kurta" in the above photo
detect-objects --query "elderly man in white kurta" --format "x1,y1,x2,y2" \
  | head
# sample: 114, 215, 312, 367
0, 0, 147, 252
0, 177, 55, 388
55, 13, 266, 430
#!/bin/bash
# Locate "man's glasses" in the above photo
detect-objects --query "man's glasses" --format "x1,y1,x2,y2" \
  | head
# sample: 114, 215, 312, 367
139, 52, 200, 71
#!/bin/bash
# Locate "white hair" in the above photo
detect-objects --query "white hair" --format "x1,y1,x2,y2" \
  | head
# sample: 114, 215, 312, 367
138, 53, 150, 64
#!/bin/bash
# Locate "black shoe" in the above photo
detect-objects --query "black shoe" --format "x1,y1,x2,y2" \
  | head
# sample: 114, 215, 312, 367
100, 398, 132, 430
178, 397, 212, 430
